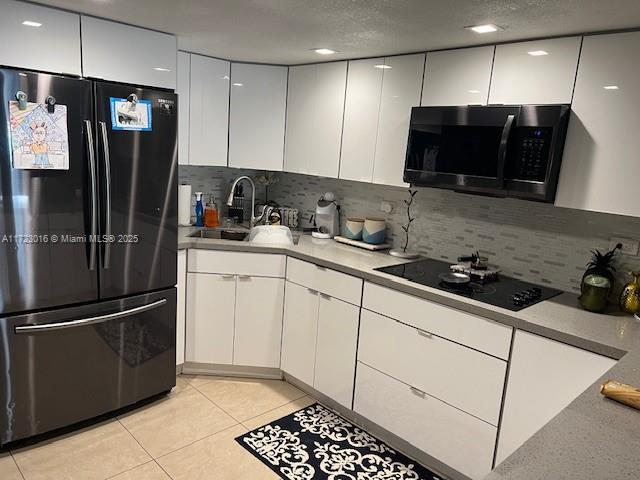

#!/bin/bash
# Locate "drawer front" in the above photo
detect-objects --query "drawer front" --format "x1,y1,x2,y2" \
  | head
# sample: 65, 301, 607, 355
354, 362, 496, 480
359, 310, 506, 425
363, 282, 512, 359
286, 258, 362, 305
188, 250, 286, 277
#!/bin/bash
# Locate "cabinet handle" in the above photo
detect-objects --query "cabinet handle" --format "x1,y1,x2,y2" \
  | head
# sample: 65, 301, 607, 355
319, 293, 331, 300
221, 274, 235, 280
238, 275, 251, 280
409, 386, 427, 398
416, 328, 433, 338
307, 288, 318, 295
316, 265, 327, 271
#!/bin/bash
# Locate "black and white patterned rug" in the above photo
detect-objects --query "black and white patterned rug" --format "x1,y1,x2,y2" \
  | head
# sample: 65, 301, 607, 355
235, 403, 442, 480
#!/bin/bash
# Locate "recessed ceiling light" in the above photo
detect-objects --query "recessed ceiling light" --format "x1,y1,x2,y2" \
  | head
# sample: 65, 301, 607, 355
22, 20, 42, 27
467, 90, 481, 94
313, 48, 336, 55
527, 50, 549, 56
232, 82, 243, 87
603, 85, 619, 90
374, 64, 392, 69
153, 67, 171, 72
466, 24, 500, 34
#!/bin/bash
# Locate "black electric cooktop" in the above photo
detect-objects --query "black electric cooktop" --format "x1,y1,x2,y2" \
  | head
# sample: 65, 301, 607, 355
376, 258, 562, 311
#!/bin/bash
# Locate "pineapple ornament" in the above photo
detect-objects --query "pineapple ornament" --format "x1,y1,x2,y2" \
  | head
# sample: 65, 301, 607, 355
579, 243, 622, 312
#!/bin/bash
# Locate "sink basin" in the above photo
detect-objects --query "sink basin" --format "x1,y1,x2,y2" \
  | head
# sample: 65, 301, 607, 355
188, 227, 249, 241
249, 225, 300, 246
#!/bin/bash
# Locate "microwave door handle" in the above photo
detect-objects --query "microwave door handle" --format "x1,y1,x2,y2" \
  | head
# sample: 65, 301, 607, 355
497, 114, 516, 185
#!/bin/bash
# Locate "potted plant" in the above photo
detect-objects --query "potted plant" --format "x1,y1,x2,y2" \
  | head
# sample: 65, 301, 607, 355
579, 243, 621, 312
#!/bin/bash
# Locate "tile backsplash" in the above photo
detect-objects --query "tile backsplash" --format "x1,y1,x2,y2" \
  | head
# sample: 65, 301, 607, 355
179, 166, 640, 293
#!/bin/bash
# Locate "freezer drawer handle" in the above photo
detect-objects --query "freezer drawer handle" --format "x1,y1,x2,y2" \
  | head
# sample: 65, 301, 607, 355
99, 121, 112, 269
85, 120, 98, 271
14, 298, 167, 334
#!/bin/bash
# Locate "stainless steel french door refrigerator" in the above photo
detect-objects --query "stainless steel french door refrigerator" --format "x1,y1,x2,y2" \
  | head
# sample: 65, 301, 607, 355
0, 68, 178, 447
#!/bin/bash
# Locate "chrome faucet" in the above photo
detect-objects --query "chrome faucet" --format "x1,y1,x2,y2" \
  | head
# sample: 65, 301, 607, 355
226, 175, 266, 227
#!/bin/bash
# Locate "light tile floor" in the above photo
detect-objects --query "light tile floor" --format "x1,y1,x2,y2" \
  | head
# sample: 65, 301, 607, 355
2, 375, 316, 480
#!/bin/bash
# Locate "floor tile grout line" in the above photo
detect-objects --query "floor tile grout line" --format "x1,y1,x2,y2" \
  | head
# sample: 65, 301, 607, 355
190, 383, 247, 424
154, 422, 243, 463
114, 417, 157, 475
239, 393, 313, 427
103, 460, 157, 480
8, 451, 26, 480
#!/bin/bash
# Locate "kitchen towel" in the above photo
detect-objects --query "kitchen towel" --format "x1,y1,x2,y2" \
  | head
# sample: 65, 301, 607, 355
178, 184, 192, 226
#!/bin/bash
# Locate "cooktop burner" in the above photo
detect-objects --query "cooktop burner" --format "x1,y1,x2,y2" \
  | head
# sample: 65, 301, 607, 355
376, 258, 562, 311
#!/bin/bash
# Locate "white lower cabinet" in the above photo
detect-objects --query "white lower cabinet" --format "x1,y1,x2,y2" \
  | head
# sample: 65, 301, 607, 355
281, 279, 360, 408
176, 250, 187, 366
281, 282, 320, 385
358, 309, 507, 425
355, 362, 497, 480
496, 330, 616, 465
314, 295, 360, 408
234, 277, 285, 368
186, 273, 236, 364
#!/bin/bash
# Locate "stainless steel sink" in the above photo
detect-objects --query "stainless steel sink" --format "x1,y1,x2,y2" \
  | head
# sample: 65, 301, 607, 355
187, 228, 249, 241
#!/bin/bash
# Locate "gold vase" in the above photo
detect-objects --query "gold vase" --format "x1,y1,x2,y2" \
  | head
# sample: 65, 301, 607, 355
619, 271, 640, 314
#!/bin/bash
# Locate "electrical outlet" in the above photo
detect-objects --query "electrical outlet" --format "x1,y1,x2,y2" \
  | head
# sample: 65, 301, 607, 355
609, 237, 639, 256
380, 201, 394, 214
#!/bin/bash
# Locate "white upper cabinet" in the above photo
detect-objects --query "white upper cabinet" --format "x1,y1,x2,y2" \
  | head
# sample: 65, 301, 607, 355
189, 54, 230, 166
81, 16, 176, 89
339, 58, 384, 183
284, 62, 348, 177
177, 52, 191, 165
229, 63, 287, 171
489, 37, 581, 105
0, 0, 81, 75
555, 31, 640, 217
373, 53, 425, 187
422, 46, 495, 106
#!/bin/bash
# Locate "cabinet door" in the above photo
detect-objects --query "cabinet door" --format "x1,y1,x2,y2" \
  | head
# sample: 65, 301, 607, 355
189, 54, 230, 166
234, 276, 285, 368
489, 37, 581, 105
229, 63, 287, 171
496, 331, 615, 465
555, 31, 640, 217
373, 54, 425, 187
81, 16, 176, 89
314, 295, 360, 408
339, 58, 384, 182
284, 62, 347, 177
177, 52, 191, 166
281, 281, 319, 385
176, 250, 187, 366
185, 273, 236, 364
422, 46, 494, 106
0, 1, 81, 75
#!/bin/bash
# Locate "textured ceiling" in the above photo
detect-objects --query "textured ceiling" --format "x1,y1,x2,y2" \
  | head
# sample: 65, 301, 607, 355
33, 0, 640, 64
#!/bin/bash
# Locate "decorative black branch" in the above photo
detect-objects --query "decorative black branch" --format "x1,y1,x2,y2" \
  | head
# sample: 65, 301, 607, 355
402, 186, 417, 252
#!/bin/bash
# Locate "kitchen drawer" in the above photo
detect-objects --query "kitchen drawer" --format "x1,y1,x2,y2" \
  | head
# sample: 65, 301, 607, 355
188, 250, 285, 277
286, 258, 363, 305
354, 362, 496, 480
363, 282, 512, 359
358, 309, 506, 424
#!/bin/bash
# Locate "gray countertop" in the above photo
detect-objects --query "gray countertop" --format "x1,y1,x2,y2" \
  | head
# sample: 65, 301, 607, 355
178, 226, 640, 480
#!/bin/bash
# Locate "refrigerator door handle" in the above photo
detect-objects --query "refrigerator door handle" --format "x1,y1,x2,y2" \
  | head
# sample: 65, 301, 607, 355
85, 120, 98, 271
14, 298, 167, 334
99, 121, 112, 270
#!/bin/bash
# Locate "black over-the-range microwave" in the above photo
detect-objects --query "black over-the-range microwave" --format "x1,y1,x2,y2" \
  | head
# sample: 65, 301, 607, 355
403, 105, 570, 202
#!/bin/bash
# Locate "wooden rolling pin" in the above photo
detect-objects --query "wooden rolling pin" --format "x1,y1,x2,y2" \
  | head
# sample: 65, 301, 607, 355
601, 380, 640, 410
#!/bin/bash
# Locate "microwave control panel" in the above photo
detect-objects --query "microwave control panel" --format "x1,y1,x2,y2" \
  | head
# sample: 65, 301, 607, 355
506, 127, 553, 182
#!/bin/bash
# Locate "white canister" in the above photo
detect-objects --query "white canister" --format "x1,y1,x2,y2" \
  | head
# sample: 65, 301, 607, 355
344, 218, 364, 240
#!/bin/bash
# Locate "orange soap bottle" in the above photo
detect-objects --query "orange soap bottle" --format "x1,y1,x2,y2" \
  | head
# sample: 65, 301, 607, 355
204, 196, 219, 228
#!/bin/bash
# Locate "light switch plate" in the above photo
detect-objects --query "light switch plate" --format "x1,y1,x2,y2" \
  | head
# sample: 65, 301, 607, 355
609, 237, 639, 256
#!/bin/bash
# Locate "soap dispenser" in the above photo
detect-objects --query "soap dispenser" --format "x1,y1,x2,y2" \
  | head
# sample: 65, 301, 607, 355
194, 192, 204, 227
